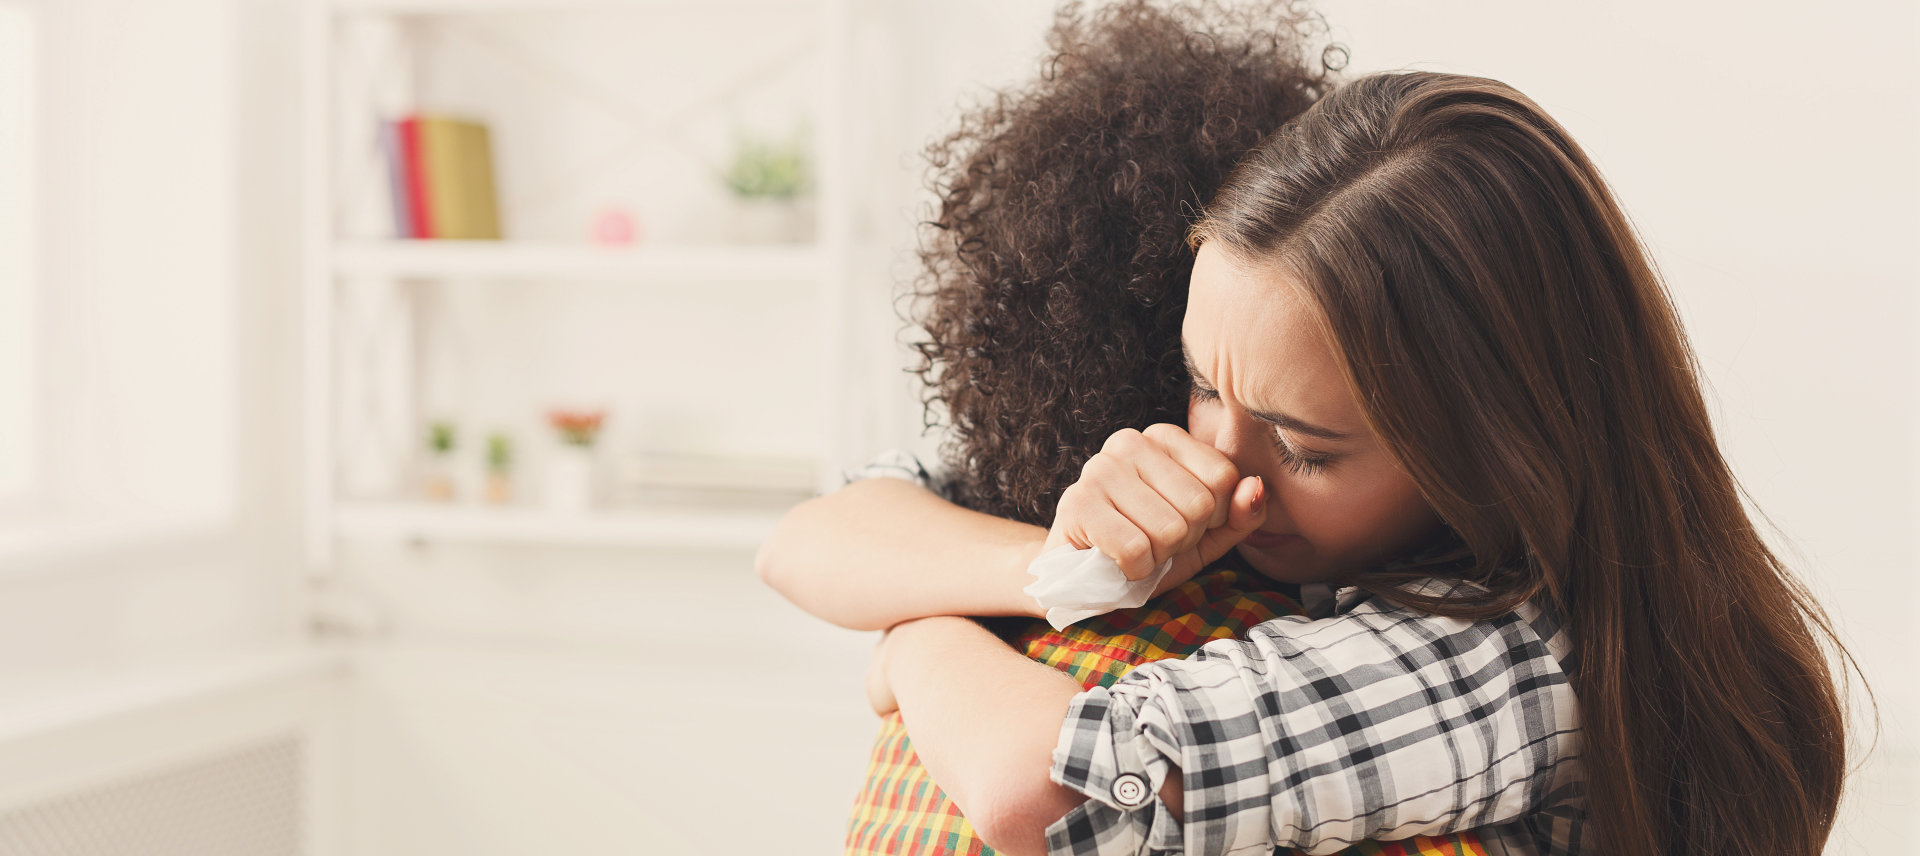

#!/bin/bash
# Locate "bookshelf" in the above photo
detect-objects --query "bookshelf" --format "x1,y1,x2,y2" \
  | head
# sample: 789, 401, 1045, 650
327, 0, 802, 13
330, 241, 826, 281
301, 0, 858, 569
333, 500, 789, 549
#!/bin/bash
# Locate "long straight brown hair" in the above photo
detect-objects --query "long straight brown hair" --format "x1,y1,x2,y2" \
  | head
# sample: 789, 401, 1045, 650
1192, 71, 1857, 855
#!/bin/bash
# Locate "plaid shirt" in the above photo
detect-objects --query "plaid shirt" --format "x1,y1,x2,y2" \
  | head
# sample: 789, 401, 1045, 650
1044, 578, 1585, 856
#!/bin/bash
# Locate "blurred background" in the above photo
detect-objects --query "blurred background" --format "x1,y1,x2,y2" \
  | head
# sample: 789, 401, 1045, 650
0, 0, 1912, 853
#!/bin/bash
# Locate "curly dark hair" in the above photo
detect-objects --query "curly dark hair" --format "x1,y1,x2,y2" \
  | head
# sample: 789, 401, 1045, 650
909, 0, 1340, 526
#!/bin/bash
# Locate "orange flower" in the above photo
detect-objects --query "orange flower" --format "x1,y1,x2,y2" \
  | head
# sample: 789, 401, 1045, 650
546, 408, 606, 448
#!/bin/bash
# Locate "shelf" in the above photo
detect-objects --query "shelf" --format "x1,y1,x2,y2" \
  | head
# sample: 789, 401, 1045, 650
304, 0, 862, 571
328, 0, 817, 15
331, 241, 825, 282
334, 498, 799, 549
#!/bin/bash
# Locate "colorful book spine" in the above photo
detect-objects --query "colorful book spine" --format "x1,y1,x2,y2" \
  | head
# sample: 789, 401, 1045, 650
384, 113, 500, 240
379, 120, 417, 239
419, 117, 502, 240
397, 116, 434, 239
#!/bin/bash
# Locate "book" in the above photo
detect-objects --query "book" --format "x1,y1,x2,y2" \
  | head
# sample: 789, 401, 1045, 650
396, 116, 433, 238
379, 120, 417, 239
419, 116, 501, 240
384, 114, 501, 240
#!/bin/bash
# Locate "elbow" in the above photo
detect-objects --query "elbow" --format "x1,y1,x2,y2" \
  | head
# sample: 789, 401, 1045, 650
755, 497, 884, 630
967, 776, 1084, 856
754, 496, 818, 595
752, 530, 786, 592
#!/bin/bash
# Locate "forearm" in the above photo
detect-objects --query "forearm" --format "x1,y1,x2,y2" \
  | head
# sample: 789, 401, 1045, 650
885, 616, 1087, 856
756, 477, 1048, 630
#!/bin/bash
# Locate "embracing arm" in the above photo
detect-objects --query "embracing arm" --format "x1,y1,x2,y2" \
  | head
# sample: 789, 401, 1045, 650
755, 476, 1048, 631
882, 593, 1582, 856
760, 425, 1256, 632
880, 616, 1187, 856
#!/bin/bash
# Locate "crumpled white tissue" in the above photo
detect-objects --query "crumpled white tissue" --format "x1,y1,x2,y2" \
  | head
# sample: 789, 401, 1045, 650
1022, 544, 1175, 631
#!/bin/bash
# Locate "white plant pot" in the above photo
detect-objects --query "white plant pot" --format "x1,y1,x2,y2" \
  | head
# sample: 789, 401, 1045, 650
544, 446, 598, 514
729, 197, 814, 244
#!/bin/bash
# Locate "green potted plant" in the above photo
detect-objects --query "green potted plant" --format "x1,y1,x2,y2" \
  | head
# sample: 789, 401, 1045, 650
423, 420, 458, 502
484, 431, 514, 504
720, 128, 814, 244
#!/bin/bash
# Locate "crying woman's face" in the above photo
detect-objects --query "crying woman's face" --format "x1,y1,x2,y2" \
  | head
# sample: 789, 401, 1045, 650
1181, 241, 1441, 585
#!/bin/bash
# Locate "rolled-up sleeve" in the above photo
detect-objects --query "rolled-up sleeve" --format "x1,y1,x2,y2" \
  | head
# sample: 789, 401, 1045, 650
1043, 586, 1583, 856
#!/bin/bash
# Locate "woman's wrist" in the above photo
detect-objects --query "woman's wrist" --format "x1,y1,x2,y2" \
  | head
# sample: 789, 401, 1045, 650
1002, 537, 1049, 619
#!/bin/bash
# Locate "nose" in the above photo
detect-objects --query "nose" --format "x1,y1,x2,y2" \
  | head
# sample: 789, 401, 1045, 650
1193, 408, 1265, 479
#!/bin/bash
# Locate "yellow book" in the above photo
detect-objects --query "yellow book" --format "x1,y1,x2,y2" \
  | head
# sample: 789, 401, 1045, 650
419, 116, 502, 240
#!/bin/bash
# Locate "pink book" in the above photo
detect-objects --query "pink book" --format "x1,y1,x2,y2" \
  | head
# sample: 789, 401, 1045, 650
398, 116, 434, 239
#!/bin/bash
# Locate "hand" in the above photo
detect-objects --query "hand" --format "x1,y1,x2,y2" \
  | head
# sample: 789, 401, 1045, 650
1044, 424, 1267, 592
866, 625, 900, 717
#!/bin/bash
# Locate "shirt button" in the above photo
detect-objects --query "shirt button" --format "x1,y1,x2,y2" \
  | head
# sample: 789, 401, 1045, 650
1111, 773, 1150, 808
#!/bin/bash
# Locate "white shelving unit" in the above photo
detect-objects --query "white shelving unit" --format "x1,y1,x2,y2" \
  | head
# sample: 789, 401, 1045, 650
300, 0, 856, 569
330, 241, 826, 281
333, 500, 788, 549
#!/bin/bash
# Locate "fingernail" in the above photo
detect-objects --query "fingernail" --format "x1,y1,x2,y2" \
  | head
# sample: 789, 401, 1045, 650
1250, 477, 1266, 513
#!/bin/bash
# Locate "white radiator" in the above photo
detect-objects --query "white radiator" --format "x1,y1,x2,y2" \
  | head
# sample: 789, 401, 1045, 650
0, 738, 304, 856
0, 650, 344, 856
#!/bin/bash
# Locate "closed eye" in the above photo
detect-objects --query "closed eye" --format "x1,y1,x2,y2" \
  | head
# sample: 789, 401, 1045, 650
1273, 432, 1334, 475
1194, 379, 1335, 475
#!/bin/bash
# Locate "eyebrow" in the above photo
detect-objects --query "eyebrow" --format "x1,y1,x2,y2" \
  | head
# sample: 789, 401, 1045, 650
1182, 342, 1354, 442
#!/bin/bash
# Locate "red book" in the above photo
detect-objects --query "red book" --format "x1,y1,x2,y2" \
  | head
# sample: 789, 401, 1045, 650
398, 116, 434, 239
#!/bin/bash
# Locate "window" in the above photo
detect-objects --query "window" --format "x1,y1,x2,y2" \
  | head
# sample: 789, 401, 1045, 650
0, 3, 34, 507
0, 0, 238, 564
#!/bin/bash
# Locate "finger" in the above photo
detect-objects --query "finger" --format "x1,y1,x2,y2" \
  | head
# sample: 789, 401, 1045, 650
1071, 448, 1190, 572
1073, 496, 1162, 582
1143, 423, 1240, 528
1102, 473, 1195, 573
1194, 476, 1268, 568
1224, 474, 1267, 536
1126, 438, 1222, 546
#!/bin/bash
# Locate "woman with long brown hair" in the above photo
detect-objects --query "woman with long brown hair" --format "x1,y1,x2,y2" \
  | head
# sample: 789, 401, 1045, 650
847, 71, 1860, 855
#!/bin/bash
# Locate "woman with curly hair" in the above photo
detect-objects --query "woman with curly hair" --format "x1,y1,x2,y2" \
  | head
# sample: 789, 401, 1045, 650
766, 2, 1499, 854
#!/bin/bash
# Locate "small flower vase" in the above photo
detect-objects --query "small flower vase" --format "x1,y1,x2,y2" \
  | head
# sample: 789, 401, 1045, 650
544, 445, 596, 514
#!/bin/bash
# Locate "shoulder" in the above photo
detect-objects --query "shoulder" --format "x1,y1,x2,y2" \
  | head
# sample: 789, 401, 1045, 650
1328, 577, 1574, 669
1139, 575, 1576, 714
842, 449, 959, 501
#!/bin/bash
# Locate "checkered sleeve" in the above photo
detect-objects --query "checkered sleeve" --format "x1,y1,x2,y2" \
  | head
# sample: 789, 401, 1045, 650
841, 449, 958, 500
1043, 581, 1583, 856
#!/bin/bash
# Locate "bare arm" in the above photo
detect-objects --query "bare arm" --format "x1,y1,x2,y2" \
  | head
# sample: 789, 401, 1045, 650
881, 615, 1088, 855
755, 477, 1048, 631
877, 616, 1187, 855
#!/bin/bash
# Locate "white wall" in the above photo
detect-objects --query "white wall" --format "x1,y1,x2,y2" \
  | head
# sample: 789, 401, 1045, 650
815, 0, 1046, 471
